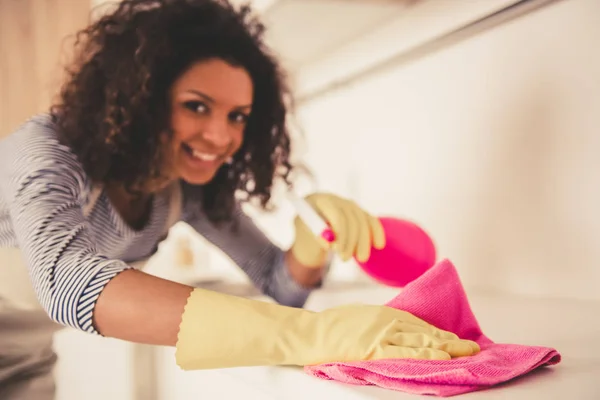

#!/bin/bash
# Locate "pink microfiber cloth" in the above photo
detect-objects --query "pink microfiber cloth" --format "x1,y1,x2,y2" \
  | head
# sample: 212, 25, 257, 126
304, 258, 561, 397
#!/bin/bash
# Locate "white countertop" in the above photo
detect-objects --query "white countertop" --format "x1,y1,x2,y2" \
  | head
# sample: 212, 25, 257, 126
154, 284, 600, 399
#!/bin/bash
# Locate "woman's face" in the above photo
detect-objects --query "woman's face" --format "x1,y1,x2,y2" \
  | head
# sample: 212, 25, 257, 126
168, 58, 253, 185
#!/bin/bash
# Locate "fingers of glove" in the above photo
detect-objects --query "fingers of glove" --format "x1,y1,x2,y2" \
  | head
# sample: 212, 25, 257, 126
384, 307, 438, 329
348, 203, 372, 262
444, 338, 480, 357
368, 214, 386, 250
386, 309, 460, 342
393, 320, 459, 341
313, 196, 348, 254
388, 332, 477, 357
390, 313, 473, 350
336, 201, 360, 261
419, 323, 462, 342
465, 340, 481, 354
377, 346, 451, 361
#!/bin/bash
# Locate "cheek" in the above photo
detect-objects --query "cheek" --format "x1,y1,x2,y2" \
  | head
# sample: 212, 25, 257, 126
230, 130, 245, 153
170, 108, 197, 142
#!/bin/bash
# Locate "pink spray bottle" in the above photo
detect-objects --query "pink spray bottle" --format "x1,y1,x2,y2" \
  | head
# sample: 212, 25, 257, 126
289, 194, 437, 287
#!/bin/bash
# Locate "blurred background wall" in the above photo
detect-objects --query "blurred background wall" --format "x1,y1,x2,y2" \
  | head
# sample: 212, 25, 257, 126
292, 0, 600, 301
240, 0, 600, 302
0, 0, 90, 138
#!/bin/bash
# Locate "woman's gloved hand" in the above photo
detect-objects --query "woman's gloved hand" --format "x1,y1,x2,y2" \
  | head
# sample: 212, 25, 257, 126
175, 288, 480, 370
301, 303, 481, 364
291, 192, 386, 267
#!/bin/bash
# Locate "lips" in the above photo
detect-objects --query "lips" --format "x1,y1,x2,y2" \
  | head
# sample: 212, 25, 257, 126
182, 143, 222, 162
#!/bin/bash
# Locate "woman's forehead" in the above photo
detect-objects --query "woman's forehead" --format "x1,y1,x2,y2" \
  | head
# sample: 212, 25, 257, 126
172, 58, 254, 107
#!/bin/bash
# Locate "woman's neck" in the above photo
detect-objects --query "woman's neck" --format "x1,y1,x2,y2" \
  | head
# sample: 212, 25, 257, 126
105, 184, 154, 231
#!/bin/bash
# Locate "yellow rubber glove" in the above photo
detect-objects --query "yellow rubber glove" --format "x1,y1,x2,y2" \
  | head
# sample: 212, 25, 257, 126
291, 192, 386, 267
175, 288, 480, 370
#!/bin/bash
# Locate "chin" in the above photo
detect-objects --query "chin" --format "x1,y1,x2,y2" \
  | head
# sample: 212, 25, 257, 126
181, 173, 216, 185
179, 169, 219, 185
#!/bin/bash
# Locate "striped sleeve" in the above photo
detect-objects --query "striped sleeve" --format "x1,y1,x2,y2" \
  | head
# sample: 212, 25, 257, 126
182, 193, 327, 308
0, 118, 131, 333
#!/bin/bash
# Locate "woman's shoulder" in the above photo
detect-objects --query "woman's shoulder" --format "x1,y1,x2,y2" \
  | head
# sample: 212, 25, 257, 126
0, 113, 82, 168
2, 113, 62, 147
0, 113, 90, 193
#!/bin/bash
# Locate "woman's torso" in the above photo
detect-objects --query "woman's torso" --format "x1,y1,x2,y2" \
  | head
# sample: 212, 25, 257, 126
0, 114, 178, 262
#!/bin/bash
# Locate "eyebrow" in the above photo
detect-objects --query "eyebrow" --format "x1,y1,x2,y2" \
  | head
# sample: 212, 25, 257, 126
185, 89, 252, 109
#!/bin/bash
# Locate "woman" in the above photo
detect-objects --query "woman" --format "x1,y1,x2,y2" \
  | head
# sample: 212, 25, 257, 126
0, 0, 479, 398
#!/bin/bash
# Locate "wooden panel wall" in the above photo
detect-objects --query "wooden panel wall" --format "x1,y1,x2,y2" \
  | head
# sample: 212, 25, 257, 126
0, 0, 91, 137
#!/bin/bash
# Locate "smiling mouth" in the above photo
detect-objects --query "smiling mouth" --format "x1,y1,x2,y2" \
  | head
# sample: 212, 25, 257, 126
182, 143, 222, 162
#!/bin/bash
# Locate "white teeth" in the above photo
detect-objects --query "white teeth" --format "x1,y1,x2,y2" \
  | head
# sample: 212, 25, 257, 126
191, 149, 218, 161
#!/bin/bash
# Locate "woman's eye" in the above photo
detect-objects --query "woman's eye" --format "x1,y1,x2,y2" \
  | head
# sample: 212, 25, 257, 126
184, 101, 208, 113
230, 112, 249, 124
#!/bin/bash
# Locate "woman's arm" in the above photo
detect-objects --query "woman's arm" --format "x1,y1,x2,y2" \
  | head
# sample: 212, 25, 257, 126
181, 193, 331, 308
94, 269, 193, 345
95, 224, 330, 346
284, 249, 328, 288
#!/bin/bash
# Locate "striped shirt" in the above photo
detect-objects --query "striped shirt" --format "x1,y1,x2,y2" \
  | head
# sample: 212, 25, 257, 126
0, 114, 318, 334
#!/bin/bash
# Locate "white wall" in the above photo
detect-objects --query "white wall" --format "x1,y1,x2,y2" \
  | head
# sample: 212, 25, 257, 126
292, 0, 524, 99
295, 0, 600, 301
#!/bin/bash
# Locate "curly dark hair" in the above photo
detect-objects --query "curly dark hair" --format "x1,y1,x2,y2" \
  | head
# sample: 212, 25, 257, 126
50, 0, 295, 224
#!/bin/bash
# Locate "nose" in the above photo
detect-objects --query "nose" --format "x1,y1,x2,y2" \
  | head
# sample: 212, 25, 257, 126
201, 116, 232, 148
